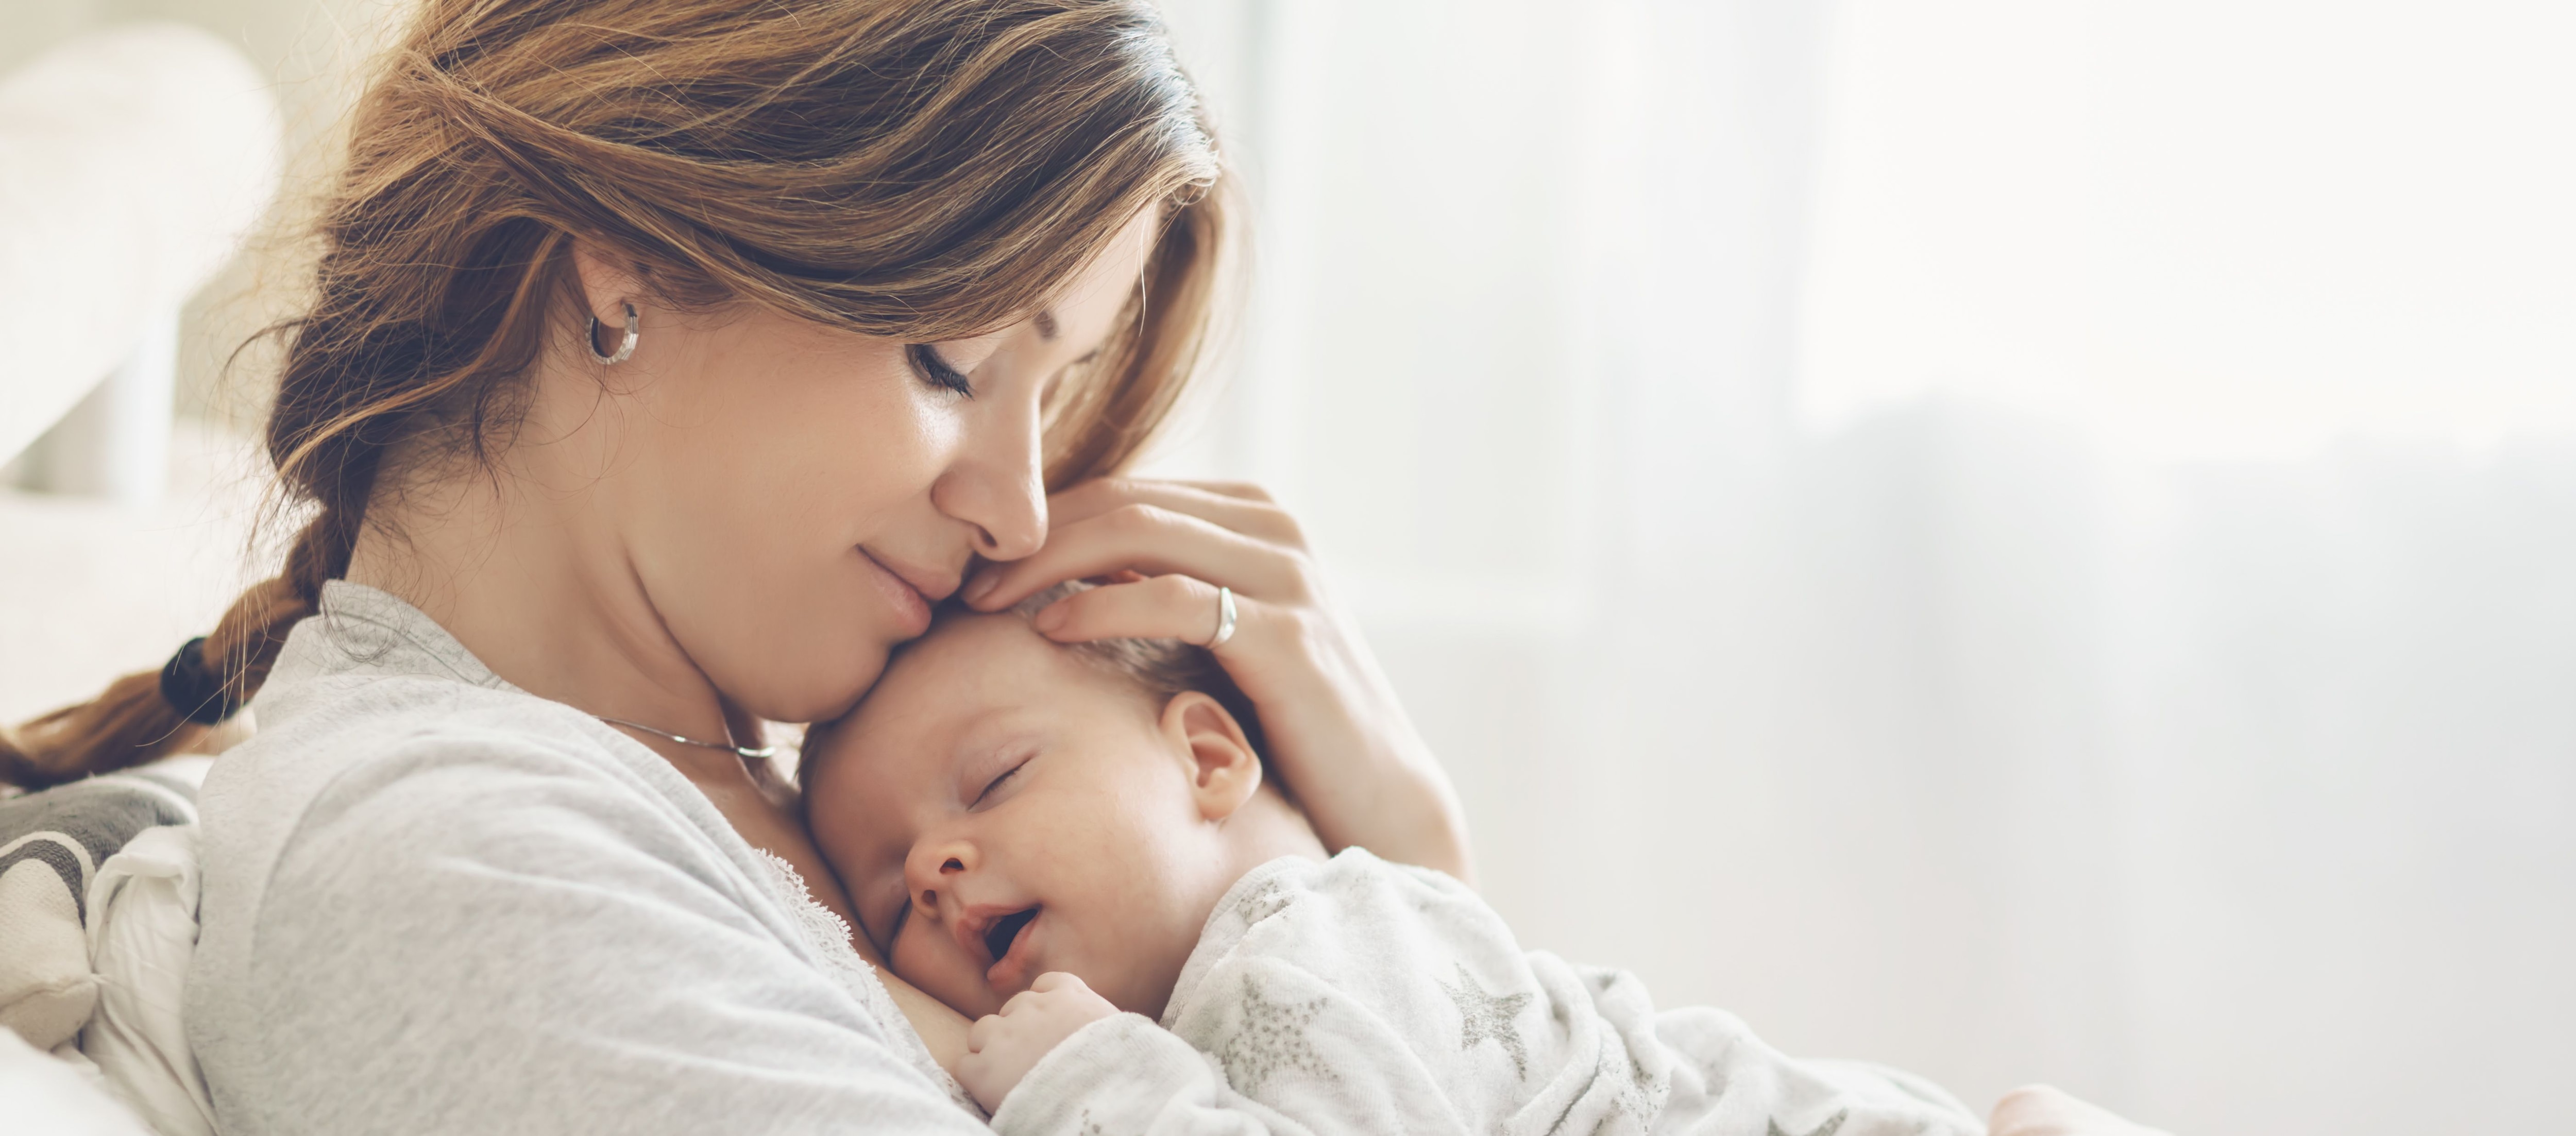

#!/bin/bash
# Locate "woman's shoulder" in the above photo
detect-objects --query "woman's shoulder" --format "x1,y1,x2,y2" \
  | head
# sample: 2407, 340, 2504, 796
178, 673, 979, 1135
195, 682, 752, 954
201, 583, 737, 874
187, 583, 802, 1002
200, 666, 709, 874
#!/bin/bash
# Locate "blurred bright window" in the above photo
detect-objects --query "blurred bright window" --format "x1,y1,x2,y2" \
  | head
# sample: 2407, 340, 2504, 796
1799, 0, 2576, 459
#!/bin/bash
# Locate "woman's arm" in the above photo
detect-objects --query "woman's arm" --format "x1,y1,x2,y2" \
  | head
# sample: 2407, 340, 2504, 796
961, 479, 1474, 883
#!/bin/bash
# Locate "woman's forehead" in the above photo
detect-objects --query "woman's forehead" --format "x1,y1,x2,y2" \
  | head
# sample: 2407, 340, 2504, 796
1047, 208, 1161, 349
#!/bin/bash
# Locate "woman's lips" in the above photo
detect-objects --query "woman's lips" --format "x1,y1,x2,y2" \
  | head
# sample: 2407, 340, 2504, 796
856, 548, 932, 636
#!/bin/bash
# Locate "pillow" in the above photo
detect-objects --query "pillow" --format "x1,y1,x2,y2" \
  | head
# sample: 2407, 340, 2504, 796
0, 769, 197, 1049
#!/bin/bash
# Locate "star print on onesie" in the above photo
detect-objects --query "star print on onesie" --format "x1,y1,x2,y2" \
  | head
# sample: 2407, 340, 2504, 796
1440, 962, 1535, 1080
1212, 974, 1335, 1096
1769, 1110, 1851, 1136
984, 851, 1985, 1136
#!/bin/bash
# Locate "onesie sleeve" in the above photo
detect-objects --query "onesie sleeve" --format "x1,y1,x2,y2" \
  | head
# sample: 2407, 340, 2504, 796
982, 853, 1502, 1136
982, 850, 1987, 1136
990, 1014, 1312, 1136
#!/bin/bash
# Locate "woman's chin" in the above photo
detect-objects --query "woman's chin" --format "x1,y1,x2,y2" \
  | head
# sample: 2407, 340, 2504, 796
718, 640, 894, 725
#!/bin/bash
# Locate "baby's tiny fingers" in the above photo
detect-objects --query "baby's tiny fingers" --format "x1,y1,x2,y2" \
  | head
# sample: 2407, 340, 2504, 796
1029, 971, 1080, 993
994, 987, 1048, 1018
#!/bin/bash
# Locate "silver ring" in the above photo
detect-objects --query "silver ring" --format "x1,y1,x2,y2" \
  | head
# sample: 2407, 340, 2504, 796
1206, 585, 1237, 649
588, 301, 639, 365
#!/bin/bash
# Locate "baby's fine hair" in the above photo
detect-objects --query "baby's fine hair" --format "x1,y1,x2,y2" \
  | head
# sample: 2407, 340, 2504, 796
1007, 581, 1270, 769
801, 580, 1270, 782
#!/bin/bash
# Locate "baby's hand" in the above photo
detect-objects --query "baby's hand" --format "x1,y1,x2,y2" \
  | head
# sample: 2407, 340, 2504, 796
954, 971, 1120, 1113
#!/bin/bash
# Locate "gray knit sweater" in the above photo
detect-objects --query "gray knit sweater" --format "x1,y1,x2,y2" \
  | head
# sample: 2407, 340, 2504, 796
184, 582, 988, 1134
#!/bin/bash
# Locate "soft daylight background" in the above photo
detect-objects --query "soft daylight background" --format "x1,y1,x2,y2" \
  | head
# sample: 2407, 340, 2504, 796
6, 3, 2572, 1135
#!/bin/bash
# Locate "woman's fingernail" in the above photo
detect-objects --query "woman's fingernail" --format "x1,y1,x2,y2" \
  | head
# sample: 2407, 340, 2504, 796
1032, 603, 1067, 633
963, 573, 999, 605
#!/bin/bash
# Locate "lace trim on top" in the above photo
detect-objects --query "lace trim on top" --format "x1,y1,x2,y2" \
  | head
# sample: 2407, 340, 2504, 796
752, 850, 982, 1116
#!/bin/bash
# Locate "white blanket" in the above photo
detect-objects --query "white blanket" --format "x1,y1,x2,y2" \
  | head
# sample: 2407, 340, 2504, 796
82, 823, 214, 1136
0, 1026, 155, 1136
994, 850, 1981, 1136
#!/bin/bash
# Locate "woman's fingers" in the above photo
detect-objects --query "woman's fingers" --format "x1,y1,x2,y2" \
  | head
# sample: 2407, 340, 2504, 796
965, 502, 1304, 612
1044, 478, 1303, 546
963, 476, 1477, 884
1169, 479, 1275, 502
1988, 1086, 2170, 1136
1027, 573, 1258, 649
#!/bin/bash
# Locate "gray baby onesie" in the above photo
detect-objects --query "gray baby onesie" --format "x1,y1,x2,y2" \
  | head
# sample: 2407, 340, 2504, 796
992, 849, 1981, 1136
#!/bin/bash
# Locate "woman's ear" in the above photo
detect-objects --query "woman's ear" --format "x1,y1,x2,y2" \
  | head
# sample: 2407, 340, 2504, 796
1159, 691, 1262, 822
567, 241, 644, 327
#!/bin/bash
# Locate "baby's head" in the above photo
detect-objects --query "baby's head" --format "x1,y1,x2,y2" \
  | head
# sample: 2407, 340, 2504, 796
803, 583, 1319, 1020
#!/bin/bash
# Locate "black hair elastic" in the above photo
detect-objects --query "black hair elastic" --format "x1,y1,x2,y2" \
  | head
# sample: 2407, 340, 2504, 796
158, 636, 243, 725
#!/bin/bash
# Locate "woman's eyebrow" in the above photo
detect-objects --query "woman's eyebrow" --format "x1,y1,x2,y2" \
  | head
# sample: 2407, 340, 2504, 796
1033, 308, 1059, 341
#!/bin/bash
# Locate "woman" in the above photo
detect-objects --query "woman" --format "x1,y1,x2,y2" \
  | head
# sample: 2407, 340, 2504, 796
2, 0, 1465, 1129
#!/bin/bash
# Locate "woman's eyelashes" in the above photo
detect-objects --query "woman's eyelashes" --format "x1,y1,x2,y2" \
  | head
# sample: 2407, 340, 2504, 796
905, 343, 975, 398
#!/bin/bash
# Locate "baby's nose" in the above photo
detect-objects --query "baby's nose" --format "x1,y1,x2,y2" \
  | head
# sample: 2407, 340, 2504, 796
905, 839, 980, 917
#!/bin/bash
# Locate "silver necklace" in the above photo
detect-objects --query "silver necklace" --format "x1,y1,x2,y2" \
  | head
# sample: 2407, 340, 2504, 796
595, 714, 779, 760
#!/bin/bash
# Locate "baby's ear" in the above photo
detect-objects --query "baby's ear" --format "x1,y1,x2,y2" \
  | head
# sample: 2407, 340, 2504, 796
1160, 691, 1262, 821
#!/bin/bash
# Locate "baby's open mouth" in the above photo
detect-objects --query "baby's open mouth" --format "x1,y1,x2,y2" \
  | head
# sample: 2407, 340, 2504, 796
983, 906, 1038, 964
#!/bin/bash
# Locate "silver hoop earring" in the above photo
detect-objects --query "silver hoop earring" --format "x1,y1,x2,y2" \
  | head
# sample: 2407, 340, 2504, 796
588, 302, 639, 365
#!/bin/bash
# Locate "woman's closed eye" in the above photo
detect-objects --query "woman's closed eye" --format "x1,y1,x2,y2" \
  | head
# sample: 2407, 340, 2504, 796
905, 343, 974, 398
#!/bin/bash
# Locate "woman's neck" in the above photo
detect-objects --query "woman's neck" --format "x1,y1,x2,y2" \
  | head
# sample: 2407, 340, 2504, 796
345, 447, 740, 782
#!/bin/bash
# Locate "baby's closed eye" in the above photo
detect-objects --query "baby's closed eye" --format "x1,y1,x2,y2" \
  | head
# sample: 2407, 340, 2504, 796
959, 743, 1040, 811
973, 759, 1026, 805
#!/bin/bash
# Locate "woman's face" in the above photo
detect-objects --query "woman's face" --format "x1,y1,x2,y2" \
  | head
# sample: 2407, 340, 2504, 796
558, 209, 1161, 723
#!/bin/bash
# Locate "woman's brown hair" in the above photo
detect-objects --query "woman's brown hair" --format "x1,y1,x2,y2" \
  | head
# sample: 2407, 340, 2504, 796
1, 0, 1230, 788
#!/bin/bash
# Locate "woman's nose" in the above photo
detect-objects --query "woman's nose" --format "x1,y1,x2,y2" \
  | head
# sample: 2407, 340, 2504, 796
933, 392, 1047, 561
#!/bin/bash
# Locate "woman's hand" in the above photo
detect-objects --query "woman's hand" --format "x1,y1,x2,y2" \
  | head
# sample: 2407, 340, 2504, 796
1989, 1086, 2173, 1136
961, 478, 1475, 882
954, 972, 1120, 1113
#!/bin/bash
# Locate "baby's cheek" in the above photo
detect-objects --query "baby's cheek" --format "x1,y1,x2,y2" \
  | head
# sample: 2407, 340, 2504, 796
1067, 892, 1200, 1019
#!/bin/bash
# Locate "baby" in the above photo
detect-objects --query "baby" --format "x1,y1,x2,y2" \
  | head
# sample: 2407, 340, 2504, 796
803, 586, 1981, 1136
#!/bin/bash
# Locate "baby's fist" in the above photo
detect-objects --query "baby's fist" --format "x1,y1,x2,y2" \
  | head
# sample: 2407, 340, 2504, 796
954, 972, 1120, 1113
